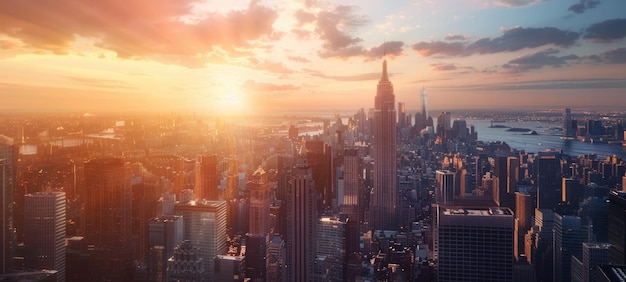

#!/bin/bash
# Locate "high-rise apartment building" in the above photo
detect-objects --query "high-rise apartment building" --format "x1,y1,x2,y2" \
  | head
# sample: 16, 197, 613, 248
147, 215, 183, 282
0, 135, 15, 274
286, 161, 316, 282
369, 60, 398, 231
608, 190, 626, 265
435, 206, 514, 282
175, 200, 227, 282
553, 213, 590, 282
536, 155, 561, 210
24, 192, 66, 282
316, 215, 348, 282
195, 155, 219, 201
83, 158, 133, 281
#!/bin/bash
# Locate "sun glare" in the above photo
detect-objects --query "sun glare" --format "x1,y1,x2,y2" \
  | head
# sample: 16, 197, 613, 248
212, 89, 249, 116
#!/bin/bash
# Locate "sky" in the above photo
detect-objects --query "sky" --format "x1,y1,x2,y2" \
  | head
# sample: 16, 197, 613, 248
0, 0, 625, 115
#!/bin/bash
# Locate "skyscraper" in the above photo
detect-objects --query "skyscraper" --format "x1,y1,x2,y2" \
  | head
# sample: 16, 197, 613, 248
195, 155, 219, 201
536, 155, 561, 210
84, 158, 133, 281
24, 192, 66, 282
435, 170, 456, 205
175, 200, 227, 282
148, 215, 183, 282
166, 240, 205, 281
316, 215, 348, 282
553, 213, 590, 282
563, 108, 576, 139
435, 206, 514, 282
370, 60, 398, 231
398, 102, 406, 129
608, 190, 626, 265
248, 166, 270, 235
286, 161, 316, 282
421, 86, 428, 122
0, 135, 15, 274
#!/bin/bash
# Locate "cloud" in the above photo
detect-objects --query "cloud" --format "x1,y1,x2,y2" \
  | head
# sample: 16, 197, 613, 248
294, 10, 316, 26
242, 80, 299, 93
305, 69, 382, 81
494, 0, 545, 7
65, 76, 136, 90
255, 60, 294, 74
584, 18, 626, 43
288, 56, 311, 63
431, 63, 458, 71
501, 49, 579, 73
0, 1, 278, 67
568, 0, 600, 14
467, 27, 579, 53
412, 41, 467, 56
315, 5, 368, 58
413, 26, 579, 57
448, 78, 626, 91
364, 41, 405, 60
445, 34, 470, 41
590, 48, 626, 64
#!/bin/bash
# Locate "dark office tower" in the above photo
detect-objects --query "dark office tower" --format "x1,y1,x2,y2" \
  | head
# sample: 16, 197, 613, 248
435, 170, 456, 205
24, 192, 66, 282
147, 215, 183, 282
475, 154, 491, 190
316, 215, 347, 282
195, 155, 219, 201
398, 102, 406, 129
339, 148, 361, 255
608, 190, 626, 265
563, 108, 577, 139
245, 234, 267, 281
436, 206, 514, 282
562, 178, 581, 210
248, 167, 270, 235
451, 119, 468, 140
0, 135, 15, 274
494, 155, 515, 210
175, 200, 227, 282
554, 214, 590, 282
286, 161, 316, 282
267, 234, 287, 282
572, 243, 609, 282
370, 60, 398, 231
305, 140, 331, 210
166, 240, 205, 281
215, 255, 245, 282
288, 125, 299, 139
508, 156, 520, 196
536, 156, 561, 210
515, 192, 533, 261
84, 158, 133, 281
436, 112, 451, 138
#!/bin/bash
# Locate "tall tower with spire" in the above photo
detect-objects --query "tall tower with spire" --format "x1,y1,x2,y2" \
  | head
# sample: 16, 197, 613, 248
369, 60, 398, 231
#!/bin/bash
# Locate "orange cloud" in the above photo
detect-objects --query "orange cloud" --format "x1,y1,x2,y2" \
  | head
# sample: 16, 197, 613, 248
0, 1, 278, 66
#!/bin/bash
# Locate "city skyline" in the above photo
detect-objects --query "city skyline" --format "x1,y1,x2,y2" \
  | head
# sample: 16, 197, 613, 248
0, 0, 625, 115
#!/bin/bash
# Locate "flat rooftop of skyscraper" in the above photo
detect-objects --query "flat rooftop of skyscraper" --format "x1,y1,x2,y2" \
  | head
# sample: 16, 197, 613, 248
442, 207, 513, 217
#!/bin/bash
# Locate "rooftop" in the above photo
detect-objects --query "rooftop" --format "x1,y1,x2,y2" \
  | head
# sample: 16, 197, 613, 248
443, 207, 513, 217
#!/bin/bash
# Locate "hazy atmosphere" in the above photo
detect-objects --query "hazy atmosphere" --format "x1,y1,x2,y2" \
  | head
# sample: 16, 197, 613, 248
1, 0, 625, 114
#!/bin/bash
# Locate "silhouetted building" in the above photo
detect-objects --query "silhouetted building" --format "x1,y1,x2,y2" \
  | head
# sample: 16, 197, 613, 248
316, 215, 348, 282
286, 161, 316, 282
554, 213, 590, 282
195, 155, 219, 201
267, 234, 286, 282
0, 135, 15, 274
563, 108, 577, 139
435, 206, 514, 282
84, 158, 133, 281
148, 215, 183, 282
175, 200, 227, 282
248, 167, 270, 235
398, 102, 406, 129
608, 190, 626, 265
245, 234, 266, 281
215, 255, 245, 282
24, 192, 66, 282
435, 170, 456, 205
536, 156, 561, 210
370, 60, 399, 231
166, 240, 205, 281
